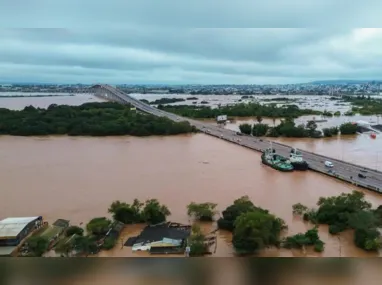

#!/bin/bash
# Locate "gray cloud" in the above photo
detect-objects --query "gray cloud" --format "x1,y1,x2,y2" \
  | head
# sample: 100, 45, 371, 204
0, 1, 382, 84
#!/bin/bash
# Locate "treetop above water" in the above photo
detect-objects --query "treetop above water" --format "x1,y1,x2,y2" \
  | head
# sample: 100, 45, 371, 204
0, 102, 196, 137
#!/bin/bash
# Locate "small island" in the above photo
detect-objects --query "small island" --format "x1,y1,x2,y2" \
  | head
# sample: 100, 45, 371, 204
158, 103, 321, 119
0, 102, 196, 136
239, 118, 358, 138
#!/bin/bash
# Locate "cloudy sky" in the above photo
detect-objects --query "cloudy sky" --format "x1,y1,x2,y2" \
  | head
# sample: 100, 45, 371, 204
1, 0, 382, 85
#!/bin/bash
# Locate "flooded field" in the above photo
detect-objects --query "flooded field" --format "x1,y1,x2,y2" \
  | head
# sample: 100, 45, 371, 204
1, 134, 382, 257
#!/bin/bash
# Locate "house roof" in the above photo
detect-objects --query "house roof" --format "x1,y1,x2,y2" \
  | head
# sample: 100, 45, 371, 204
133, 223, 191, 244
0, 246, 17, 256
0, 216, 41, 239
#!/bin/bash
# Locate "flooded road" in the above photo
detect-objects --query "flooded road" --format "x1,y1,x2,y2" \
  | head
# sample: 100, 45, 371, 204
1, 134, 382, 257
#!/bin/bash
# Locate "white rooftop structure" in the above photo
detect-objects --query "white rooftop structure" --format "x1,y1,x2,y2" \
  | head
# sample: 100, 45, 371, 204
356, 120, 371, 127
0, 217, 40, 239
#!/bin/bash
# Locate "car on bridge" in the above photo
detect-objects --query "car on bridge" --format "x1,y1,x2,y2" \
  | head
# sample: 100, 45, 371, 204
358, 173, 367, 179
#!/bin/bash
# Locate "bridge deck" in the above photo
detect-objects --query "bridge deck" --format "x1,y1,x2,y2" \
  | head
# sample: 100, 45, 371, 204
93, 85, 382, 194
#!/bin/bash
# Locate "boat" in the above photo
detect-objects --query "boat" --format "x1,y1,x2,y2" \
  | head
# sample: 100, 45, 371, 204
261, 144, 294, 172
289, 148, 309, 171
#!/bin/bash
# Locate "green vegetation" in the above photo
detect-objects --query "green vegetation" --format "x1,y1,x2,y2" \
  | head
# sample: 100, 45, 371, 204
240, 118, 321, 138
292, 191, 382, 251
322, 127, 339, 137
344, 95, 382, 115
334, 111, 341, 116
187, 202, 218, 221
233, 210, 286, 254
239, 123, 252, 135
65, 226, 84, 237
102, 236, 117, 250
322, 110, 333, 117
344, 110, 355, 116
252, 123, 269, 137
188, 224, 209, 256
25, 236, 49, 257
217, 196, 286, 254
339, 122, 358, 135
86, 217, 112, 236
239, 119, 357, 138
186, 96, 198, 100
158, 103, 321, 119
282, 227, 325, 253
108, 198, 171, 225
149, 97, 186, 104
0, 102, 196, 136
72, 235, 99, 256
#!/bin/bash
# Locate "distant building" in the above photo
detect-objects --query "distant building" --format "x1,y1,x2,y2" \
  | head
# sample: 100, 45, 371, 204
216, 115, 227, 124
0, 216, 43, 256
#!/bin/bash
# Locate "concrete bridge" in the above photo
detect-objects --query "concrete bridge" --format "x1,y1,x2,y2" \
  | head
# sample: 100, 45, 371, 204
91, 84, 382, 194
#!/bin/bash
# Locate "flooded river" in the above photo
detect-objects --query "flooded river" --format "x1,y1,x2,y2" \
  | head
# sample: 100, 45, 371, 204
1, 134, 382, 257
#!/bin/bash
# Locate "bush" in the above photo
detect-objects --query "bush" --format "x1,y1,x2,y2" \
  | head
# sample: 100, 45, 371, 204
340, 123, 358, 135
233, 210, 285, 254
187, 202, 217, 221
108, 198, 171, 225
354, 228, 380, 251
65, 226, 84, 237
27, 236, 49, 257
314, 240, 325, 252
292, 191, 380, 252
102, 236, 117, 250
252, 124, 269, 136
188, 224, 208, 256
282, 227, 324, 252
86, 217, 111, 236
239, 123, 252, 135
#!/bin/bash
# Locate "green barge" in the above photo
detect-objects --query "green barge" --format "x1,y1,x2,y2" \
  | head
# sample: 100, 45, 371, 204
261, 147, 294, 172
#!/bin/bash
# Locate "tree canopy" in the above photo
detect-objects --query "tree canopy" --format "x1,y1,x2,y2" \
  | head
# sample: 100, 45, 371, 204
0, 102, 196, 136
216, 196, 286, 254
108, 198, 171, 225
187, 202, 217, 221
158, 103, 321, 119
86, 217, 112, 236
292, 191, 381, 251
282, 227, 325, 253
232, 210, 286, 254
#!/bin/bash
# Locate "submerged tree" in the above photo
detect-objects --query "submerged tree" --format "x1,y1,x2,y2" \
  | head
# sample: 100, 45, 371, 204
142, 199, 171, 225
232, 210, 286, 254
86, 217, 111, 236
291, 191, 381, 252
187, 202, 218, 221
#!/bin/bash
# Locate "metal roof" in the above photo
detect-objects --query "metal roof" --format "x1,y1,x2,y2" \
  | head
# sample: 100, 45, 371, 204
0, 246, 17, 256
0, 216, 40, 239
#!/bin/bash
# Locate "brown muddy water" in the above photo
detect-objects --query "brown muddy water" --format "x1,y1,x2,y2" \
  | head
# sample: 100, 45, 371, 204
1, 134, 382, 257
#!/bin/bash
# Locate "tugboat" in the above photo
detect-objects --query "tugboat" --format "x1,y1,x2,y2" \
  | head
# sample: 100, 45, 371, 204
289, 148, 309, 171
261, 143, 294, 172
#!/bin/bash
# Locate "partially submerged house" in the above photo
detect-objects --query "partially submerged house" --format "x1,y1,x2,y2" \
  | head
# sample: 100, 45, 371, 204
0, 216, 43, 256
125, 222, 191, 254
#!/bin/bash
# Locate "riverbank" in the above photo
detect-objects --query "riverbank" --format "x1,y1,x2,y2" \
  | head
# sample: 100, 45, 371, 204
1, 134, 382, 257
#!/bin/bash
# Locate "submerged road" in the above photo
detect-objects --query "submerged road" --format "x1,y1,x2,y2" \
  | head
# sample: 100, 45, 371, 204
95, 84, 382, 193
